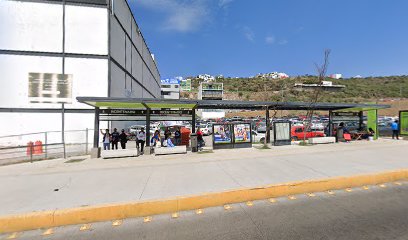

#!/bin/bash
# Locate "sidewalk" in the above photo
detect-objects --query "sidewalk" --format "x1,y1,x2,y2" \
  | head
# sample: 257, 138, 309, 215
0, 139, 407, 216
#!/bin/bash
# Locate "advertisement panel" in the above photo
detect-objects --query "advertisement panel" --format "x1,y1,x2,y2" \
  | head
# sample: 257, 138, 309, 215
233, 123, 251, 143
213, 124, 232, 144
366, 110, 378, 140
28, 72, 73, 104
400, 111, 408, 135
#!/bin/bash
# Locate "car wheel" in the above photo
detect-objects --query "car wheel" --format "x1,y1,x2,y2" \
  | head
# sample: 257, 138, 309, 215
260, 137, 265, 143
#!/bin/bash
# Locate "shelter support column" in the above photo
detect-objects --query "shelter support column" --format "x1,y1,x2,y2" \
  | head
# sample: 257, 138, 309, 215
146, 108, 151, 147
328, 110, 333, 137
91, 107, 101, 158
192, 108, 196, 133
266, 107, 271, 143
358, 111, 363, 130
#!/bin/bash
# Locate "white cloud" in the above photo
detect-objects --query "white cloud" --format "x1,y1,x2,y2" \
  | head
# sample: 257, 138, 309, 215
242, 26, 255, 42
265, 36, 275, 44
219, 0, 234, 8
133, 0, 210, 33
278, 39, 288, 45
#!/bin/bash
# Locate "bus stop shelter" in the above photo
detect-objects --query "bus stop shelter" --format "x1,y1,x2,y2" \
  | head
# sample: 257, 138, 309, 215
76, 97, 389, 157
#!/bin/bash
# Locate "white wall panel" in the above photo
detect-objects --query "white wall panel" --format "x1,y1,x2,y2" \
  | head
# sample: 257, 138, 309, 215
142, 64, 148, 87
110, 62, 125, 97
65, 5, 108, 55
0, 112, 107, 141
131, 20, 143, 51
125, 74, 132, 92
141, 42, 150, 62
0, 55, 62, 108
125, 36, 132, 72
131, 47, 143, 82
132, 81, 143, 98
110, 17, 126, 67
112, 0, 131, 35
0, 1, 63, 52
64, 57, 108, 107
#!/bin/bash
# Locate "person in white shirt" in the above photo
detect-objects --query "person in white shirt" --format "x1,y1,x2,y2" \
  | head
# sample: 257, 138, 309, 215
136, 128, 146, 155
100, 129, 111, 150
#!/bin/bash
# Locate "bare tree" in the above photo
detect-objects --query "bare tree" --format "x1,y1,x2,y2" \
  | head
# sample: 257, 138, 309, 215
302, 49, 331, 143
263, 106, 279, 146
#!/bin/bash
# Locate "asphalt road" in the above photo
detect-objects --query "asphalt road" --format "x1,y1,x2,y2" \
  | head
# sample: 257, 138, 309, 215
4, 183, 408, 240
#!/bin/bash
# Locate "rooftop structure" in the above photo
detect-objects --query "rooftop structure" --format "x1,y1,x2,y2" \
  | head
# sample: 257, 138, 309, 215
294, 81, 346, 92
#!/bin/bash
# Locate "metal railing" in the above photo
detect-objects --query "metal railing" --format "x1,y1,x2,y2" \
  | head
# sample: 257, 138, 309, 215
0, 129, 94, 164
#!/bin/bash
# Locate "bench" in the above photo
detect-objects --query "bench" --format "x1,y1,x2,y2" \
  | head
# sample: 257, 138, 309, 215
308, 137, 336, 144
154, 146, 187, 156
101, 149, 138, 159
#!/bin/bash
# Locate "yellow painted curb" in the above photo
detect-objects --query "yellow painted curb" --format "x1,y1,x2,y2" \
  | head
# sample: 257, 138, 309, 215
0, 169, 407, 233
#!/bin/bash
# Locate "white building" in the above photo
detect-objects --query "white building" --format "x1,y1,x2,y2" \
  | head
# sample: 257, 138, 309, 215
161, 79, 180, 99
198, 82, 225, 119
329, 74, 343, 79
0, 0, 161, 138
256, 72, 289, 79
353, 75, 363, 79
180, 79, 192, 92
197, 74, 215, 82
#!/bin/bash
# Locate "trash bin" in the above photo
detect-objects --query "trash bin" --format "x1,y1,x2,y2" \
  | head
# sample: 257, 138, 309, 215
190, 133, 198, 152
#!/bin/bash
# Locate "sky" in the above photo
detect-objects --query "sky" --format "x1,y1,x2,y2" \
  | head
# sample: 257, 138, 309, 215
129, 0, 408, 79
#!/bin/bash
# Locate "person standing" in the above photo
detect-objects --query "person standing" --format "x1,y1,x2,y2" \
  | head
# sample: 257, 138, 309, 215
197, 127, 204, 148
336, 122, 345, 142
111, 128, 120, 150
391, 120, 399, 140
136, 128, 146, 155
150, 130, 161, 147
174, 127, 181, 146
100, 129, 111, 150
164, 127, 171, 141
119, 129, 128, 149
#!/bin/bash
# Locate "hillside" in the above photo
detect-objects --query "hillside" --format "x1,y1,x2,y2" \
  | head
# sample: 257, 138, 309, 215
183, 75, 408, 103
180, 75, 408, 116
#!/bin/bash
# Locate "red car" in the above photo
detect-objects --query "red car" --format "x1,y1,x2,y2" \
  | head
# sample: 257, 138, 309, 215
291, 126, 325, 140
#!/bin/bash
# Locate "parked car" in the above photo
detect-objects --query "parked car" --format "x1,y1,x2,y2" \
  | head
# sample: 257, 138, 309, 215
311, 121, 325, 130
252, 130, 266, 143
256, 122, 267, 133
291, 126, 325, 140
199, 124, 212, 136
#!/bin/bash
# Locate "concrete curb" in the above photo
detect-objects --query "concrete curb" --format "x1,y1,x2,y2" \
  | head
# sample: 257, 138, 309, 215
1, 169, 407, 233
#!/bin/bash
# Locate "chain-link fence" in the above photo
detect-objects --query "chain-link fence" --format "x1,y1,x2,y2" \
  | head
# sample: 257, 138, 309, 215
0, 129, 93, 165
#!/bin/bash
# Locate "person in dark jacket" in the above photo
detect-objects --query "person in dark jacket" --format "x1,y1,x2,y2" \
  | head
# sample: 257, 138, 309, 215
119, 129, 128, 149
111, 128, 120, 150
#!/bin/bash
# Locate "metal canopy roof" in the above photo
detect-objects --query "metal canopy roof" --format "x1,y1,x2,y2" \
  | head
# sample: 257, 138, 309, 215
76, 97, 390, 111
